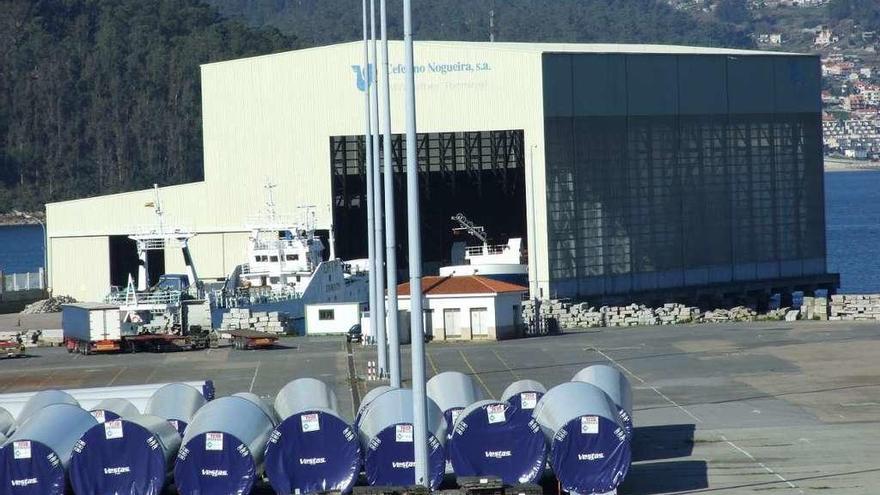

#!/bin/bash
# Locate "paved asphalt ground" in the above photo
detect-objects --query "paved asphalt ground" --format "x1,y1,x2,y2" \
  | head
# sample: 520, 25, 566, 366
1, 320, 879, 494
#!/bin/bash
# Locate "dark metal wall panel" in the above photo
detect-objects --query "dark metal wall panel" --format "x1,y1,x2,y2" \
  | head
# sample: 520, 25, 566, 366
572, 55, 628, 117
773, 57, 822, 114
727, 56, 775, 115
626, 55, 679, 116
540, 52, 828, 300
543, 55, 573, 118
678, 56, 728, 115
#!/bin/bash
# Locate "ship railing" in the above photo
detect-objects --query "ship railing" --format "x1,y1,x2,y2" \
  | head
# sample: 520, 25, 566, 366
251, 239, 302, 251
464, 244, 507, 257
105, 288, 184, 307
211, 286, 302, 309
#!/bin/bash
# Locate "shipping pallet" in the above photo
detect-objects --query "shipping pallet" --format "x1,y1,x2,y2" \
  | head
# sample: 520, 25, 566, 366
353, 481, 543, 495
457, 476, 504, 495
354, 485, 430, 495
506, 484, 543, 495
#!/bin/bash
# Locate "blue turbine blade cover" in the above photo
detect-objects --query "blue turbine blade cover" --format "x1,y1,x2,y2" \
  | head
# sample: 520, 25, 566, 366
448, 400, 547, 485
363, 424, 446, 489
0, 440, 65, 495
550, 416, 630, 493
504, 391, 544, 426
174, 431, 256, 495
264, 410, 361, 494
69, 419, 169, 495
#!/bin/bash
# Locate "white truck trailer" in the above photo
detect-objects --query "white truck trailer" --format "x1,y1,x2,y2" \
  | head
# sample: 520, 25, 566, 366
62, 303, 124, 353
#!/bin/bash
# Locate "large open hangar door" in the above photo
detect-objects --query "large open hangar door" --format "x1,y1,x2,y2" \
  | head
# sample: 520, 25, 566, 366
331, 129, 526, 279
108, 235, 164, 289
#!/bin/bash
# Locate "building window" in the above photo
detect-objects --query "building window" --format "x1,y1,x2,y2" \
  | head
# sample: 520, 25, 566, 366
270, 256, 279, 262
286, 254, 299, 261
319, 309, 335, 321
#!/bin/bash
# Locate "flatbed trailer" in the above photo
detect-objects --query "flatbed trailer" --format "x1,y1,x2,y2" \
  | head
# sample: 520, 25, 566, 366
0, 340, 25, 358
65, 332, 215, 355
228, 329, 279, 350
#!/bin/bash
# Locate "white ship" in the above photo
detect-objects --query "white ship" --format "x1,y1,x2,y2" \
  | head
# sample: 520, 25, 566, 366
439, 213, 528, 283
210, 185, 369, 331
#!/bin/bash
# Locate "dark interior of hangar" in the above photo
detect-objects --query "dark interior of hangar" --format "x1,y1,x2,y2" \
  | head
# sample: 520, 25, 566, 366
330, 130, 527, 279
109, 235, 164, 288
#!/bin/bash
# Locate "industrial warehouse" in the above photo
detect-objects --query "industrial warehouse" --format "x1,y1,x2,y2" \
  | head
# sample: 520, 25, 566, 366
46, 40, 837, 306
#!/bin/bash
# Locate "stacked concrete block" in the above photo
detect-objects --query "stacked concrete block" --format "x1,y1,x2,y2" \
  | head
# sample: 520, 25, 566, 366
701, 306, 758, 323
603, 304, 658, 327
800, 296, 828, 320
520, 296, 868, 329
655, 303, 701, 325
220, 308, 292, 334
829, 294, 880, 320
523, 300, 701, 329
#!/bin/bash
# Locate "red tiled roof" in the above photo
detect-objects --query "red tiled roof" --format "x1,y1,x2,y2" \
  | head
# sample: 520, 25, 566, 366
396, 275, 527, 296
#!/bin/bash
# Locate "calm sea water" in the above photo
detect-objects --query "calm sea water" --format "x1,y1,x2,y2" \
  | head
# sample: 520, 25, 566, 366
825, 170, 880, 294
0, 224, 44, 274
0, 171, 876, 290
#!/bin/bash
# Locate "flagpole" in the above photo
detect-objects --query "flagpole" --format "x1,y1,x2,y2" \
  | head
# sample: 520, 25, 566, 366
402, 0, 429, 486
379, 0, 400, 387
369, 0, 388, 378
361, 0, 379, 355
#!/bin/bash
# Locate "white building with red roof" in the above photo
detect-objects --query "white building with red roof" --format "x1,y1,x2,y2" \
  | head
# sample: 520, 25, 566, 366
394, 275, 527, 341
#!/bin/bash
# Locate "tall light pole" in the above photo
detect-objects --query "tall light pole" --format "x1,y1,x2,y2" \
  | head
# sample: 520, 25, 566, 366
13, 210, 47, 289
528, 145, 538, 299
380, 0, 401, 387
402, 0, 429, 486
369, 0, 388, 377
361, 0, 379, 352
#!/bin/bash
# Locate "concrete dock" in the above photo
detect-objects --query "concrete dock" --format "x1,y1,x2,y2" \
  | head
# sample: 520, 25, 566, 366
1, 320, 878, 493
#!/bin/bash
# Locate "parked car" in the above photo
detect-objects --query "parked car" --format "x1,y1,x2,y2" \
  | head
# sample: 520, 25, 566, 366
346, 324, 362, 343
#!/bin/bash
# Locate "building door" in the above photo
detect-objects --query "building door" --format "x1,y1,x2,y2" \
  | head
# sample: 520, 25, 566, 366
424, 309, 434, 339
470, 308, 488, 337
443, 308, 461, 338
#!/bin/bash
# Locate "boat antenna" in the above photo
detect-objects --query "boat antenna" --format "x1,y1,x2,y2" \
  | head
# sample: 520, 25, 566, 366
297, 205, 317, 233
264, 181, 278, 224
451, 213, 488, 244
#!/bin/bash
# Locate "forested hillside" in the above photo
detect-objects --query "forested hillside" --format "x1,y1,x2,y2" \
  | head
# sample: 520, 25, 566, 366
1, 0, 754, 212
207, 0, 754, 48
0, 0, 293, 211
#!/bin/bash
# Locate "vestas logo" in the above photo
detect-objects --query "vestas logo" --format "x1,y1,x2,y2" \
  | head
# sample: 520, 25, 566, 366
485, 450, 512, 459
578, 452, 605, 461
104, 467, 131, 475
351, 64, 374, 92
201, 469, 228, 477
10, 478, 38, 487
391, 461, 416, 469
300, 457, 327, 465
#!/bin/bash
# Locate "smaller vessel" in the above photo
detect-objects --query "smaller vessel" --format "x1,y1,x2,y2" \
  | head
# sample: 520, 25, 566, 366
210, 184, 369, 331
440, 213, 528, 284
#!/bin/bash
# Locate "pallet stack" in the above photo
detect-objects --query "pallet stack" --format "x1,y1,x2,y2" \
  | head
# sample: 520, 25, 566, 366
220, 308, 292, 334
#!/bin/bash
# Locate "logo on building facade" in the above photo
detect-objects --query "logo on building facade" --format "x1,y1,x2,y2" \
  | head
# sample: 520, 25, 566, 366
351, 61, 492, 91
351, 64, 374, 92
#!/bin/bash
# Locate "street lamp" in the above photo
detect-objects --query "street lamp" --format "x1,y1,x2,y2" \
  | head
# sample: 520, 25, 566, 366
12, 210, 47, 290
